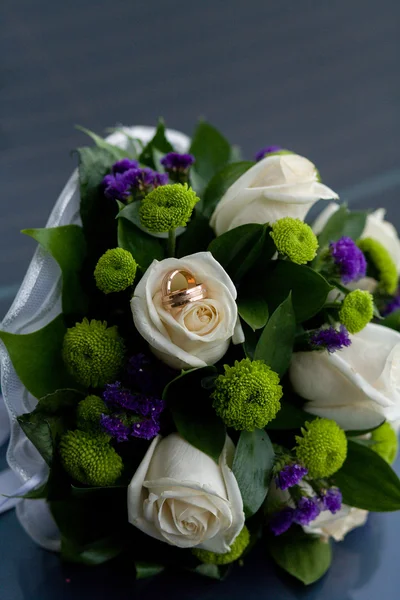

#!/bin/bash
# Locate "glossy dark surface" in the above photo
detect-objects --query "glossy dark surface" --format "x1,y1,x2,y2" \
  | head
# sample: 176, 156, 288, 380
1, 0, 400, 598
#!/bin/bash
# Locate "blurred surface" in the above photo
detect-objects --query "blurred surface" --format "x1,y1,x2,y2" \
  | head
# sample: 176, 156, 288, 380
1, 0, 400, 598
1, 0, 400, 318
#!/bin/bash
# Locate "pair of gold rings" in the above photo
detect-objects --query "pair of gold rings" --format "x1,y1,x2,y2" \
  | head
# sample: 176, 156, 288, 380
161, 269, 207, 310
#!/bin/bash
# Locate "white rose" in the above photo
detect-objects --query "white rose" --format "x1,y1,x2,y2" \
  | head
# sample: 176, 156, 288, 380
210, 153, 338, 236
313, 204, 400, 272
127, 433, 245, 551
131, 252, 243, 370
289, 323, 400, 430
303, 506, 368, 542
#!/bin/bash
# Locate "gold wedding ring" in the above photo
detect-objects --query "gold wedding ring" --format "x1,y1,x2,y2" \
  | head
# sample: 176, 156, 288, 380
161, 269, 207, 309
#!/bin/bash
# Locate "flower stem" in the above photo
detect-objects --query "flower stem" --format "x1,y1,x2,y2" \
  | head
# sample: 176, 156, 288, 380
168, 229, 176, 257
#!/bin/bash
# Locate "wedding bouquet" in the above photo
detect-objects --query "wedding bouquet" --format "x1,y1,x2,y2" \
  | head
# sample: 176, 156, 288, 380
1, 120, 400, 585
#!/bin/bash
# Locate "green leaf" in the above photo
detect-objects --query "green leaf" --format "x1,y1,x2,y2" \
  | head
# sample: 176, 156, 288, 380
342, 210, 368, 239
139, 119, 174, 168
17, 389, 84, 465
189, 122, 232, 195
232, 429, 274, 518
381, 310, 400, 332
76, 126, 131, 160
135, 561, 165, 579
268, 528, 332, 585
317, 204, 367, 250
193, 564, 229, 580
78, 145, 119, 259
176, 212, 215, 257
333, 440, 400, 511
17, 418, 53, 465
345, 420, 385, 437
266, 402, 315, 430
163, 367, 226, 462
254, 293, 295, 376
237, 293, 269, 331
201, 161, 254, 218
0, 315, 74, 399
241, 321, 260, 361
61, 535, 123, 565
117, 217, 164, 270
208, 224, 274, 282
263, 261, 333, 322
22, 226, 88, 317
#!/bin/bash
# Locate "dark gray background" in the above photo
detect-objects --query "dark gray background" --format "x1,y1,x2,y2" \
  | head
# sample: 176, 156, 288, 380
1, 0, 400, 598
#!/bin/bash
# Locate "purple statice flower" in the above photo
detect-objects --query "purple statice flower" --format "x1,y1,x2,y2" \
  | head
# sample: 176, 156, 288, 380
153, 172, 169, 186
382, 290, 400, 316
276, 464, 308, 491
103, 382, 165, 418
270, 507, 295, 536
100, 414, 130, 442
103, 172, 130, 200
131, 418, 160, 440
320, 488, 342, 514
293, 496, 320, 526
112, 158, 139, 174
329, 236, 367, 284
255, 145, 282, 161
310, 325, 351, 353
161, 152, 195, 172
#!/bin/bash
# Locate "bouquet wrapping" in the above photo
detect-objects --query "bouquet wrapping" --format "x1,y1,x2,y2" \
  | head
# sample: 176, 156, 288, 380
1, 120, 400, 585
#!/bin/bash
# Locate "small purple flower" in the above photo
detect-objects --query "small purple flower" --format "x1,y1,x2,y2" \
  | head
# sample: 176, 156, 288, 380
382, 290, 400, 316
153, 172, 169, 186
320, 488, 342, 514
112, 158, 139, 174
270, 507, 295, 536
161, 152, 195, 172
276, 464, 308, 490
330, 236, 367, 284
103, 382, 165, 418
294, 496, 320, 526
310, 325, 351, 353
103, 172, 130, 200
100, 414, 130, 442
255, 145, 282, 161
131, 418, 160, 440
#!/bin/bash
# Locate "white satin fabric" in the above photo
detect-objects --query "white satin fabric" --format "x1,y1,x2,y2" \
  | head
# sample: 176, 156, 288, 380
0, 126, 191, 550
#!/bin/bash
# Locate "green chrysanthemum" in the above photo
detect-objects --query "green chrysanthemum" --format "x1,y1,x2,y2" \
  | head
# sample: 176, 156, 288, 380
371, 422, 398, 464
212, 359, 282, 431
139, 183, 199, 233
270, 217, 318, 264
357, 237, 398, 295
77, 395, 109, 434
192, 526, 250, 565
338, 290, 374, 334
60, 430, 123, 486
94, 248, 137, 294
295, 418, 347, 478
62, 318, 125, 388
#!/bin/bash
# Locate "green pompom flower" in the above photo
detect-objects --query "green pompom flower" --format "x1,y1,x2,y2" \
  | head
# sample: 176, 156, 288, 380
94, 248, 137, 294
62, 318, 125, 388
370, 422, 398, 464
139, 183, 199, 233
338, 290, 374, 334
357, 237, 398, 294
295, 418, 347, 478
270, 217, 318, 264
192, 526, 250, 565
212, 359, 282, 431
60, 430, 123, 486
77, 395, 109, 434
